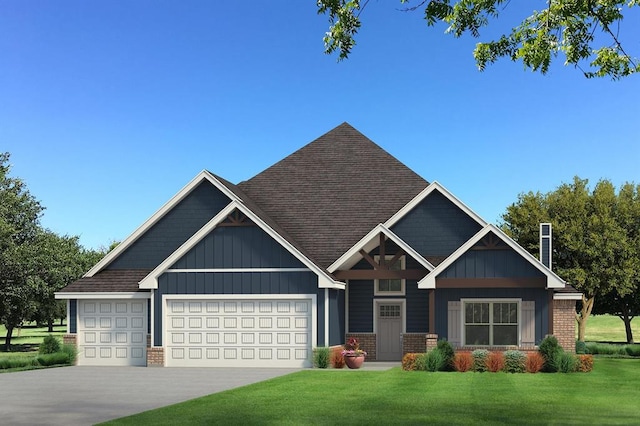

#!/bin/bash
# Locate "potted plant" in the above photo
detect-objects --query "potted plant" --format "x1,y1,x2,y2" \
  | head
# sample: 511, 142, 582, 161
342, 337, 367, 369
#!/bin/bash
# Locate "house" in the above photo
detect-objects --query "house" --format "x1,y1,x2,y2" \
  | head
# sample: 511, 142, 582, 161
56, 123, 581, 367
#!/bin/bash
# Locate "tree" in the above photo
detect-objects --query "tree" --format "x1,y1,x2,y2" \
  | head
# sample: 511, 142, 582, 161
0, 152, 44, 350
501, 177, 640, 342
317, 0, 640, 80
593, 290, 640, 343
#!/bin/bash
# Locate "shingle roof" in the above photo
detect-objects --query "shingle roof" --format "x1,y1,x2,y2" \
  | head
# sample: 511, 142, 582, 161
58, 269, 151, 292
238, 122, 428, 268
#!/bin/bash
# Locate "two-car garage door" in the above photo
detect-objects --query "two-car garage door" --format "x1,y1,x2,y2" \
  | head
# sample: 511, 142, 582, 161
165, 297, 313, 368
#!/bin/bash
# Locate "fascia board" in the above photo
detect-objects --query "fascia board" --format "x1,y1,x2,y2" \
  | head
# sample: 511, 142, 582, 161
327, 224, 387, 272
85, 171, 241, 277
385, 181, 487, 229
138, 202, 238, 289
418, 224, 567, 289
382, 226, 435, 271
54, 292, 151, 300
553, 293, 583, 300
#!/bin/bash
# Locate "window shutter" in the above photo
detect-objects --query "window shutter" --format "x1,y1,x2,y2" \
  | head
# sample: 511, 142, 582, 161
521, 301, 535, 347
447, 301, 461, 347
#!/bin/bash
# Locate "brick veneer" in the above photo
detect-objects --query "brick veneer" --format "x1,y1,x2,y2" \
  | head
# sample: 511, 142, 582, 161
553, 299, 576, 353
63, 334, 77, 346
403, 333, 428, 354
346, 333, 376, 360
147, 347, 165, 366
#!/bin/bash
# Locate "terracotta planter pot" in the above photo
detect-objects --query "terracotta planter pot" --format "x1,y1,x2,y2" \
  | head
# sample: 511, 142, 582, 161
344, 355, 365, 369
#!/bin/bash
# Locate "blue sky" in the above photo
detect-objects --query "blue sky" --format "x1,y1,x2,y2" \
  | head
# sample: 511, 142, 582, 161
2, 1, 639, 250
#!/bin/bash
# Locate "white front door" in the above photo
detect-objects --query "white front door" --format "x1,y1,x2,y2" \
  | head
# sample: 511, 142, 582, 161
77, 299, 147, 366
376, 302, 403, 361
165, 297, 313, 367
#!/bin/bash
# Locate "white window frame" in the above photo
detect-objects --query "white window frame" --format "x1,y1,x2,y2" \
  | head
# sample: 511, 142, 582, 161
374, 255, 406, 296
461, 298, 521, 347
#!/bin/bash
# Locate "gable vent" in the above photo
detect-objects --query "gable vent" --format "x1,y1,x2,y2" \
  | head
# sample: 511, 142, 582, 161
540, 223, 552, 270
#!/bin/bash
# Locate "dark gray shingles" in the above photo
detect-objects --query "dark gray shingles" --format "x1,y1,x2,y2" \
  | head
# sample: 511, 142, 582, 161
59, 269, 151, 292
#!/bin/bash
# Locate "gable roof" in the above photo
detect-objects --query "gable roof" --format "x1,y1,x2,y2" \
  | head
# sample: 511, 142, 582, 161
327, 224, 435, 272
238, 122, 428, 268
418, 224, 567, 289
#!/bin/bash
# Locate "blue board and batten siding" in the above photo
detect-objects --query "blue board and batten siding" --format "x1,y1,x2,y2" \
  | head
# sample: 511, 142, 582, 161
440, 246, 546, 279
391, 190, 482, 258
69, 299, 77, 333
435, 288, 549, 345
328, 289, 345, 346
107, 182, 231, 270
152, 223, 325, 346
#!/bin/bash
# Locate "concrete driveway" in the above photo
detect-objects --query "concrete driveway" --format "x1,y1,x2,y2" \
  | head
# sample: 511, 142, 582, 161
0, 366, 299, 425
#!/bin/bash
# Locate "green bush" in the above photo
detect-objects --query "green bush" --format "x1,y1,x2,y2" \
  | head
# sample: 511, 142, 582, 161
472, 349, 490, 372
313, 347, 331, 368
539, 335, 562, 372
625, 345, 640, 357
557, 352, 578, 373
0, 357, 38, 370
61, 343, 77, 364
503, 350, 527, 373
36, 352, 70, 367
414, 353, 428, 371
586, 342, 627, 356
436, 340, 455, 371
575, 341, 587, 354
424, 349, 446, 372
39, 335, 61, 354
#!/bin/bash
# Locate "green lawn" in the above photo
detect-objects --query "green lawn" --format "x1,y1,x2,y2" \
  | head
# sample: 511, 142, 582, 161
0, 323, 65, 355
582, 315, 639, 343
104, 358, 639, 425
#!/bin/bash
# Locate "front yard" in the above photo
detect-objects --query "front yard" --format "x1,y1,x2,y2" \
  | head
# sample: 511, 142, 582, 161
104, 358, 639, 425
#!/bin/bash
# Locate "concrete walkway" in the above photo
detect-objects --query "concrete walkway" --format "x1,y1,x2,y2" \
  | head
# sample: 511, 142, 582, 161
0, 366, 298, 426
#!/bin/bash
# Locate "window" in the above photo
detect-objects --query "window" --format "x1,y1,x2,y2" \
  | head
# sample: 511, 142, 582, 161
374, 256, 405, 296
464, 301, 518, 346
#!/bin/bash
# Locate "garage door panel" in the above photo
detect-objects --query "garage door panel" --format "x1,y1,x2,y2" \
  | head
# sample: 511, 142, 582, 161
78, 300, 147, 366
166, 297, 312, 367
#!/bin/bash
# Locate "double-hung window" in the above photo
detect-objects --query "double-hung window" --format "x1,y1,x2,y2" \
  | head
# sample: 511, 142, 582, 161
464, 301, 518, 346
374, 255, 405, 296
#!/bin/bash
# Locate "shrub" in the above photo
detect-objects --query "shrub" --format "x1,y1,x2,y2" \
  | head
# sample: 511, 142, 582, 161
575, 340, 587, 354
313, 347, 330, 369
586, 342, 626, 356
539, 335, 562, 372
436, 340, 455, 371
576, 355, 594, 372
504, 350, 527, 373
330, 347, 345, 368
36, 352, 70, 367
557, 352, 578, 373
39, 335, 61, 354
61, 343, 77, 365
525, 352, 545, 373
472, 349, 490, 372
414, 353, 428, 371
0, 357, 38, 370
453, 352, 473, 372
425, 349, 446, 372
625, 345, 640, 357
486, 351, 505, 373
402, 353, 421, 371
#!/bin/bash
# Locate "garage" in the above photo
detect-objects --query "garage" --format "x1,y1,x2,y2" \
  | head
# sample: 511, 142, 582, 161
165, 296, 314, 367
77, 299, 148, 366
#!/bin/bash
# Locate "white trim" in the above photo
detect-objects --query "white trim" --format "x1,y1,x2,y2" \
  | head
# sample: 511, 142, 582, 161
384, 181, 487, 229
418, 224, 566, 290
165, 268, 311, 273
373, 255, 406, 296
138, 199, 344, 290
85, 171, 242, 277
55, 292, 151, 300
162, 293, 315, 300
327, 224, 434, 273
324, 289, 329, 346
553, 293, 582, 300
461, 298, 521, 347
373, 298, 406, 334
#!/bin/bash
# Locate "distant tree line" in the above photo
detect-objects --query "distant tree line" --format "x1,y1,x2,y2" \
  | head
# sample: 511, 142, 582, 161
0, 153, 108, 350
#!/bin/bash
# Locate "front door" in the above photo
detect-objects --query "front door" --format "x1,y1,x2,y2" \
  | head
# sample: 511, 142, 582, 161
376, 302, 403, 361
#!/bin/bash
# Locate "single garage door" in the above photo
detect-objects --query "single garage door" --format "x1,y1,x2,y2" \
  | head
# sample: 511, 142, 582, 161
166, 297, 313, 367
77, 299, 147, 366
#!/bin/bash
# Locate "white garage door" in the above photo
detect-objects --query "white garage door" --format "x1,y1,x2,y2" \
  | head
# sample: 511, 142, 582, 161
77, 299, 147, 366
165, 297, 313, 367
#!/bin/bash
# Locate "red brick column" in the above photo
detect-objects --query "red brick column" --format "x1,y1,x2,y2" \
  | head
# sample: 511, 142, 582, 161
63, 334, 77, 346
147, 347, 165, 366
345, 333, 376, 361
426, 333, 438, 351
553, 299, 576, 353
402, 333, 427, 355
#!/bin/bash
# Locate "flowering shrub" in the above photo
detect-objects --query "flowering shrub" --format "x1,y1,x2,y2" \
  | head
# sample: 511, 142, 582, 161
453, 352, 473, 372
402, 353, 421, 371
331, 347, 345, 368
576, 355, 594, 372
486, 351, 505, 373
342, 337, 367, 357
525, 352, 545, 373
